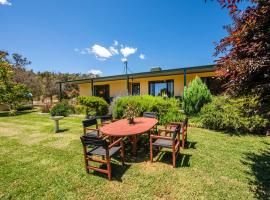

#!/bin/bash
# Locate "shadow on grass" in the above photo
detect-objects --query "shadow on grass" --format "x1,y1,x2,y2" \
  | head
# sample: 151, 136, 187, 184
155, 152, 191, 167
122, 135, 193, 167
91, 162, 131, 182
56, 128, 70, 133
184, 141, 197, 149
242, 146, 270, 199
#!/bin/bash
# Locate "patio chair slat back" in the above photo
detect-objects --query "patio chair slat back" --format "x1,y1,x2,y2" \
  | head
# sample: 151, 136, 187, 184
97, 115, 113, 123
172, 125, 181, 140
80, 135, 108, 149
143, 112, 157, 119
82, 118, 98, 128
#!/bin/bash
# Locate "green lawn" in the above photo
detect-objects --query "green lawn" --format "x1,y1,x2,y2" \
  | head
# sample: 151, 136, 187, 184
0, 110, 269, 200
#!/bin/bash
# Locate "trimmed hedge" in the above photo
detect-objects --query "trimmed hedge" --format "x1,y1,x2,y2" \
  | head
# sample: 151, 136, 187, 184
50, 101, 73, 117
200, 96, 269, 134
77, 96, 109, 117
112, 95, 185, 125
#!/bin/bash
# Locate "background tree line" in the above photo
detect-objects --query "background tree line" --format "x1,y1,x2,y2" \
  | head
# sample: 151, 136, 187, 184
1, 51, 95, 104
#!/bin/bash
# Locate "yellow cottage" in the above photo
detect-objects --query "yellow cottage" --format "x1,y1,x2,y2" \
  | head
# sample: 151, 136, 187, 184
60, 65, 217, 102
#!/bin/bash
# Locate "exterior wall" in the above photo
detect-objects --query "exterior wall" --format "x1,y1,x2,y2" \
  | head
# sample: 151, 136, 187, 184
131, 75, 183, 96
186, 71, 215, 87
132, 71, 215, 96
94, 80, 127, 97
79, 83, 91, 96
78, 71, 215, 97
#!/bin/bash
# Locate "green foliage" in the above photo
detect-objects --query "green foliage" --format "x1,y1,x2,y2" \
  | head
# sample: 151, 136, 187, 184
158, 108, 185, 125
0, 52, 29, 114
200, 96, 269, 134
215, 0, 270, 118
182, 77, 212, 115
123, 100, 140, 119
16, 103, 33, 111
77, 96, 109, 117
112, 95, 184, 125
74, 105, 86, 115
50, 101, 74, 117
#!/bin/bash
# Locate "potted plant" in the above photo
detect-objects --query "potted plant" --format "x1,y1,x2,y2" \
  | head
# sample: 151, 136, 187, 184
123, 101, 139, 124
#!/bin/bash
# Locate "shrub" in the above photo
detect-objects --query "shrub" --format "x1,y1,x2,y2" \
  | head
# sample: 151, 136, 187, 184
159, 108, 185, 125
77, 96, 109, 117
112, 95, 183, 125
74, 105, 86, 115
182, 77, 212, 115
200, 96, 269, 134
9, 109, 17, 116
50, 101, 73, 117
16, 101, 33, 111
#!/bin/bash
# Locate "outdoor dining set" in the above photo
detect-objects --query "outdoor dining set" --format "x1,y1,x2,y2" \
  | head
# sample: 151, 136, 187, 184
80, 112, 188, 180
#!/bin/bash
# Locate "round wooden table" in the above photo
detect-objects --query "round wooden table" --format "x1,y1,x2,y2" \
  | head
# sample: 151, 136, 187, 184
100, 117, 158, 155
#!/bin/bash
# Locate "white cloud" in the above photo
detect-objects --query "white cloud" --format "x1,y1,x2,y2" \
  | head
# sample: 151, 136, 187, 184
120, 46, 137, 57
91, 44, 112, 59
139, 54, 145, 59
113, 40, 118, 46
109, 46, 119, 55
88, 69, 102, 75
75, 41, 142, 63
0, 0, 11, 5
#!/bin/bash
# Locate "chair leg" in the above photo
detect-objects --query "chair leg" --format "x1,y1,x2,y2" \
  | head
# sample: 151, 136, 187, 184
85, 158, 90, 173
106, 157, 112, 180
182, 133, 185, 149
172, 153, 176, 168
172, 148, 176, 168
185, 134, 188, 148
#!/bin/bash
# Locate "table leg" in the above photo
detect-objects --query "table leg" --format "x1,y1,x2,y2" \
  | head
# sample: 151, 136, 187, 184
55, 120, 59, 133
131, 135, 137, 156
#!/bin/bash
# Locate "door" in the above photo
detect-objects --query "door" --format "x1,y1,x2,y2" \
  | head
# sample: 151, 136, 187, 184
94, 85, 110, 103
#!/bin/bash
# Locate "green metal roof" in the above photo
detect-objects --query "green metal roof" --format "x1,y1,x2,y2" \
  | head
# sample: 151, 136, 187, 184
58, 64, 216, 84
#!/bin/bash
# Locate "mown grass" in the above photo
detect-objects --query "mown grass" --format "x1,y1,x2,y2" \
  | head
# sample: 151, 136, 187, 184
0, 110, 269, 200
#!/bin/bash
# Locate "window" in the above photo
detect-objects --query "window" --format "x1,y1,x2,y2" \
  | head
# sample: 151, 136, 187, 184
132, 83, 140, 95
148, 80, 174, 97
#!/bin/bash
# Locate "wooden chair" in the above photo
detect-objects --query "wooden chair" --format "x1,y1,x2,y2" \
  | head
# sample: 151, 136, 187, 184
143, 112, 158, 134
82, 118, 100, 138
80, 135, 125, 180
169, 118, 188, 149
97, 114, 113, 127
150, 125, 181, 167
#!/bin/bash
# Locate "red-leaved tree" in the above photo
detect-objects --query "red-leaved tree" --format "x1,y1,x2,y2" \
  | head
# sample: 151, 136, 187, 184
214, 0, 270, 116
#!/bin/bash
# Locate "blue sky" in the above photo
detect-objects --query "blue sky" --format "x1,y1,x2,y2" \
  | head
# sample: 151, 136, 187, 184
1, 0, 233, 76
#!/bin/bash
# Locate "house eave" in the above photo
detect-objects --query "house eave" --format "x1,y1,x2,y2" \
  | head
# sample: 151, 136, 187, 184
57, 64, 216, 84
